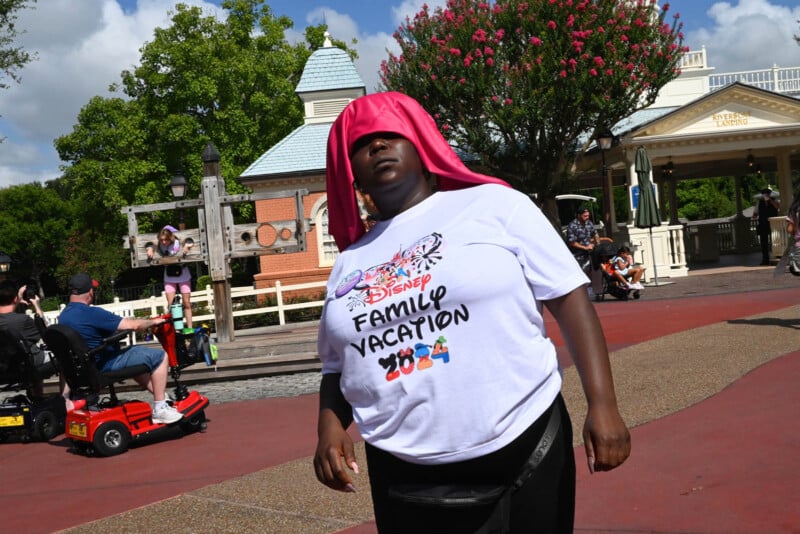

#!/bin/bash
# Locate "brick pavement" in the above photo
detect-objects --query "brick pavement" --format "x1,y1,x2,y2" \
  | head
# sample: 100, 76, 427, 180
2, 259, 798, 533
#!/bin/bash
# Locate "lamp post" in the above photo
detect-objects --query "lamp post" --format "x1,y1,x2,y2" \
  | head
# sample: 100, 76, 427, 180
597, 131, 615, 237
170, 171, 188, 230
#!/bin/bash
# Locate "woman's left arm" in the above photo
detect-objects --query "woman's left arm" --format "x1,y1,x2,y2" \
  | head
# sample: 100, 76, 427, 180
544, 288, 631, 473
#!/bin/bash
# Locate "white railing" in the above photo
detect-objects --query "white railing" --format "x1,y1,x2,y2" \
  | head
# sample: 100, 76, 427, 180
709, 65, 800, 96
39, 280, 327, 339
679, 48, 707, 70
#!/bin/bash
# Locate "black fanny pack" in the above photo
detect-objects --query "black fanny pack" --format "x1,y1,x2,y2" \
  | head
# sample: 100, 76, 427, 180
388, 401, 562, 533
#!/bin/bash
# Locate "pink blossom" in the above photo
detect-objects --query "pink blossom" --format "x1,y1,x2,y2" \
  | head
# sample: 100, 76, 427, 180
530, 36, 543, 46
484, 46, 494, 56
486, 57, 494, 66
473, 28, 487, 42
431, 74, 438, 80
593, 56, 605, 67
459, 78, 466, 84
605, 68, 613, 76
589, 68, 598, 76
495, 29, 505, 40
464, 55, 473, 67
505, 98, 512, 105
449, 48, 462, 56
547, 20, 557, 30
442, 124, 450, 131
621, 35, 629, 42
492, 95, 499, 102
559, 70, 567, 78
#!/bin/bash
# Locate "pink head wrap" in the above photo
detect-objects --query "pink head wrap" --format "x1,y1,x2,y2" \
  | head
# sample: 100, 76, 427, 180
326, 91, 509, 251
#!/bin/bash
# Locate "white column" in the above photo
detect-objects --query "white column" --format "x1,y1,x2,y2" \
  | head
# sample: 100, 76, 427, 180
775, 148, 792, 214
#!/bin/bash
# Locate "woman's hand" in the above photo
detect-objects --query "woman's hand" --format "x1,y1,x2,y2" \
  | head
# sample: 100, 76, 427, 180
314, 409, 359, 492
544, 288, 631, 474
583, 402, 631, 473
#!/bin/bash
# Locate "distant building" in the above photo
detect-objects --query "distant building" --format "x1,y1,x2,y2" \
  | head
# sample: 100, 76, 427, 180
238, 34, 365, 292
240, 41, 800, 285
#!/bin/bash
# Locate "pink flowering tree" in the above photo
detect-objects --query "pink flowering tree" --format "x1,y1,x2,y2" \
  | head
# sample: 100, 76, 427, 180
381, 0, 687, 218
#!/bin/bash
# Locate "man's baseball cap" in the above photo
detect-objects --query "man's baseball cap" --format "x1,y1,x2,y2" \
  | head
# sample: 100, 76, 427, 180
576, 206, 590, 214
68, 273, 99, 295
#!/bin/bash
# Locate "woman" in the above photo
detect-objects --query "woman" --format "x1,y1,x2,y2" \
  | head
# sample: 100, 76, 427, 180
147, 225, 193, 329
313, 92, 630, 533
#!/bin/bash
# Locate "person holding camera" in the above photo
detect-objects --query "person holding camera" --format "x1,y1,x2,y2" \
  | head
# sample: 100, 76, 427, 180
146, 225, 193, 329
0, 280, 49, 397
752, 188, 780, 266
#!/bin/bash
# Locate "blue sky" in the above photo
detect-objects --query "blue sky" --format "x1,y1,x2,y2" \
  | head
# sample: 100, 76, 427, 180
1, 0, 799, 187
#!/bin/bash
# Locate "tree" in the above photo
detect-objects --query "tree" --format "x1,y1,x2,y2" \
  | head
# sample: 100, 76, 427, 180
381, 0, 687, 221
0, 182, 73, 292
0, 0, 36, 134
54, 0, 356, 282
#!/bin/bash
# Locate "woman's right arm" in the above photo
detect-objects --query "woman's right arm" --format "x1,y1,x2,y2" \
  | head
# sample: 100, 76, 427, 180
313, 373, 359, 492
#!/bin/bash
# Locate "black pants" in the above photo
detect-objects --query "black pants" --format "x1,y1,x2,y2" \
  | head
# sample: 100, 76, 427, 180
758, 227, 771, 262
366, 394, 575, 534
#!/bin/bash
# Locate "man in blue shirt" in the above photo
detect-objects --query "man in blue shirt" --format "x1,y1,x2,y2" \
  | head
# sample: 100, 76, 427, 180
58, 273, 182, 424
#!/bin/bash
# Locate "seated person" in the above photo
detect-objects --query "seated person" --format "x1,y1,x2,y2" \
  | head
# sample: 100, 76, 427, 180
610, 246, 646, 290
599, 257, 631, 289
0, 280, 49, 397
57, 273, 182, 424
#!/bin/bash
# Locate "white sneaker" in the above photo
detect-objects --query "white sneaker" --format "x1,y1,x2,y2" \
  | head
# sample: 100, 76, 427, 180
152, 404, 183, 424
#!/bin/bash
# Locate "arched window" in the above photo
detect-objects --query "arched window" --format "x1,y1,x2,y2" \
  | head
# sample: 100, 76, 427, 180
316, 206, 338, 266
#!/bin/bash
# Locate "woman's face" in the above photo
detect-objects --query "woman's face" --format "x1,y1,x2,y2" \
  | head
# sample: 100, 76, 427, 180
350, 132, 426, 200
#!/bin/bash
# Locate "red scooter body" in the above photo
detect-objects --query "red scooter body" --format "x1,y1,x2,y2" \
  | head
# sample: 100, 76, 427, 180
65, 316, 211, 457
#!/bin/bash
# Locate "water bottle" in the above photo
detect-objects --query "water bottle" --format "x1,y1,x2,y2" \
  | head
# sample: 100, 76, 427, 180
170, 298, 184, 331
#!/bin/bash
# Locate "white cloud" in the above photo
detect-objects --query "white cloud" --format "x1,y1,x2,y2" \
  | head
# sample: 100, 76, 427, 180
687, 0, 800, 72
0, 0, 221, 187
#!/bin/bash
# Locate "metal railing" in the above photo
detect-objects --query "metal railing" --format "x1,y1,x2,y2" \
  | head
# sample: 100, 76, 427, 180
709, 65, 800, 96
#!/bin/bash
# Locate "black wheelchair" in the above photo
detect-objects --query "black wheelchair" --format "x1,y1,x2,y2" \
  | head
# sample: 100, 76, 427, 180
0, 328, 66, 442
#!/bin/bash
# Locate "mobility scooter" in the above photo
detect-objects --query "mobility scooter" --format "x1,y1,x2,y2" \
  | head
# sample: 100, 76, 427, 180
0, 329, 66, 442
42, 316, 212, 457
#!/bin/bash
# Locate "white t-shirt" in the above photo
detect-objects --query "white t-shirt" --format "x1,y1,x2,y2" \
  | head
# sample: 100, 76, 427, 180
318, 184, 588, 464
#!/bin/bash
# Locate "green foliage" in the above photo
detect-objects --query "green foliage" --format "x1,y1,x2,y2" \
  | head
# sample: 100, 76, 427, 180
381, 0, 687, 216
196, 274, 212, 289
0, 182, 73, 287
0, 0, 35, 92
675, 174, 771, 221
45, 0, 357, 288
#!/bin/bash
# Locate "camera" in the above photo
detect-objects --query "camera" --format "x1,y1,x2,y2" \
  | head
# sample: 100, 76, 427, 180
23, 284, 39, 301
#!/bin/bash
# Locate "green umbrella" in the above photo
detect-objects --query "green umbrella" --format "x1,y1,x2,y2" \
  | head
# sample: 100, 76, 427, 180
634, 146, 662, 285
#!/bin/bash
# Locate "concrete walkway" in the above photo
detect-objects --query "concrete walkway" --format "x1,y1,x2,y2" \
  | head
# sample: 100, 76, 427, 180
1, 265, 798, 533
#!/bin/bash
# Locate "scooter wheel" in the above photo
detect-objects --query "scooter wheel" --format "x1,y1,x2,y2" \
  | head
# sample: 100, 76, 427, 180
31, 410, 60, 441
93, 421, 131, 457
180, 410, 207, 434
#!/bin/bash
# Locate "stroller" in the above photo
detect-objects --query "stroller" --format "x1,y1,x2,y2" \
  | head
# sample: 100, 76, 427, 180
591, 242, 640, 301
0, 328, 66, 442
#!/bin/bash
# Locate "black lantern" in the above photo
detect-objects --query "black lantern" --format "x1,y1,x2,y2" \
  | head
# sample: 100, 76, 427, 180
0, 251, 11, 273
170, 171, 188, 230
170, 172, 187, 199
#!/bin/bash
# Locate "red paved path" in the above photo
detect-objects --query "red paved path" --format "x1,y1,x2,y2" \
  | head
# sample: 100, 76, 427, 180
1, 289, 797, 533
